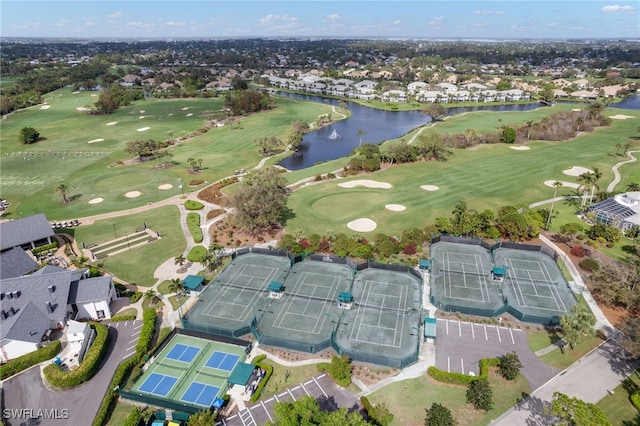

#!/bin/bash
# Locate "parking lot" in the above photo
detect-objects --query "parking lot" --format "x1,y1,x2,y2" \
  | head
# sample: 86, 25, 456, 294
218, 373, 359, 426
435, 319, 559, 390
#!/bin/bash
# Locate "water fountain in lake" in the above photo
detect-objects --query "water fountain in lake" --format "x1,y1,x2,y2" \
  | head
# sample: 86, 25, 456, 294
327, 129, 340, 140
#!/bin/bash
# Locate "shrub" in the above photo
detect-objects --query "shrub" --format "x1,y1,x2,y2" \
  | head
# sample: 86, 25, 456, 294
189, 179, 205, 186
43, 323, 109, 389
109, 314, 137, 322
31, 241, 59, 254
428, 358, 497, 386
570, 245, 586, 257
317, 355, 352, 387
123, 408, 142, 426
360, 396, 394, 426
130, 291, 142, 303
184, 200, 204, 210
497, 351, 522, 381
136, 308, 157, 356
467, 378, 494, 411
187, 213, 203, 243
631, 390, 640, 412
0, 340, 61, 380
579, 258, 600, 273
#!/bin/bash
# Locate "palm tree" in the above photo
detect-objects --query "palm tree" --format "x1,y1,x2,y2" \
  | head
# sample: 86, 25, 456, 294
615, 143, 623, 156
623, 142, 632, 156
56, 183, 69, 204
356, 129, 365, 147
627, 182, 640, 192
525, 120, 535, 141
143, 289, 161, 306
546, 180, 564, 230
578, 172, 595, 208
576, 117, 584, 132
588, 167, 602, 205
174, 254, 186, 268
168, 278, 184, 294
452, 201, 468, 235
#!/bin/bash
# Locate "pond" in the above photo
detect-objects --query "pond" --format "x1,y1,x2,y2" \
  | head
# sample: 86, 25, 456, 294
276, 92, 546, 170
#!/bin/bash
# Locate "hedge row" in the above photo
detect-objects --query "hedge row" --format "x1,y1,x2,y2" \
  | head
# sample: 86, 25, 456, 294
130, 291, 142, 303
0, 340, 61, 380
92, 309, 157, 426
187, 213, 203, 243
427, 357, 498, 386
250, 355, 273, 402
631, 391, 640, 412
43, 323, 109, 389
32, 241, 59, 254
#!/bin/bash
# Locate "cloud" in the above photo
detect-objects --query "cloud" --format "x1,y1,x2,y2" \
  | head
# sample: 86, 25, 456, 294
164, 21, 186, 27
474, 10, 505, 15
428, 16, 444, 25
600, 4, 636, 13
107, 11, 124, 19
325, 13, 341, 21
257, 14, 297, 25
392, 19, 402, 25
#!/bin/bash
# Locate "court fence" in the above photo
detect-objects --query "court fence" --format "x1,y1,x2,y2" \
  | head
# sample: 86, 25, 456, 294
119, 329, 246, 414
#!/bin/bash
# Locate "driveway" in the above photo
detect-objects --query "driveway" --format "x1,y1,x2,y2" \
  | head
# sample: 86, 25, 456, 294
218, 373, 359, 426
435, 319, 559, 390
1, 320, 141, 426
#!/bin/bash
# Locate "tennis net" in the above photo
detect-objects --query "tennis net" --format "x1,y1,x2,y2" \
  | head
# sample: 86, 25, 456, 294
354, 302, 413, 314
506, 276, 559, 286
197, 369, 228, 380
287, 292, 336, 304
158, 360, 189, 373
438, 268, 490, 279
217, 280, 268, 292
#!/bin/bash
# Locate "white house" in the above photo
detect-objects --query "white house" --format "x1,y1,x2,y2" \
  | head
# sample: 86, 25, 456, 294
436, 82, 458, 94
407, 82, 429, 94
381, 90, 407, 102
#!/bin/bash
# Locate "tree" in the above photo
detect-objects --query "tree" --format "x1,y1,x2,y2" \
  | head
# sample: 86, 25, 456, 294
424, 402, 457, 426
18, 126, 40, 144
357, 129, 366, 147
327, 354, 353, 384
143, 289, 161, 306
174, 254, 186, 267
267, 395, 369, 426
559, 222, 584, 245
199, 243, 225, 272
500, 126, 516, 144
168, 278, 184, 294
497, 351, 522, 380
125, 139, 159, 161
588, 167, 602, 205
627, 182, 640, 192
547, 392, 611, 426
525, 120, 535, 141
559, 304, 595, 349
619, 317, 640, 359
546, 180, 564, 229
421, 103, 446, 122
452, 200, 469, 236
466, 378, 493, 411
56, 183, 69, 204
229, 168, 290, 232
186, 409, 218, 426
540, 83, 555, 104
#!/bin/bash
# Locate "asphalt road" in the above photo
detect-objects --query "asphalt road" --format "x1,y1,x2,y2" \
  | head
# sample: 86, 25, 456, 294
493, 337, 640, 425
1, 320, 140, 426
434, 318, 559, 390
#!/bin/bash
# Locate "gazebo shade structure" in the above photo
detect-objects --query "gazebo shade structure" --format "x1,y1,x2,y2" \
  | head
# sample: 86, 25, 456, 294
228, 362, 256, 386
268, 281, 284, 292
492, 266, 506, 277
424, 317, 437, 339
183, 275, 205, 290
338, 292, 353, 303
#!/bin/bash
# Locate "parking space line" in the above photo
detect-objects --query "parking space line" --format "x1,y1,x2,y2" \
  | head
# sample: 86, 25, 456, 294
287, 389, 295, 400
446, 319, 449, 335
496, 326, 501, 342
461, 358, 464, 374
447, 356, 450, 372
123, 351, 135, 360
458, 321, 462, 337
124, 321, 129, 327
483, 324, 488, 340
134, 323, 142, 330
129, 338, 138, 344
300, 383, 311, 396
274, 394, 280, 402
509, 328, 515, 344
312, 376, 328, 397
245, 408, 256, 426
260, 401, 273, 422
126, 344, 136, 352
471, 323, 475, 339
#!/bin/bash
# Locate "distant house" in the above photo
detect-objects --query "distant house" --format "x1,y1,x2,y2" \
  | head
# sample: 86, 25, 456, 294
0, 266, 116, 362
119, 74, 141, 87
586, 192, 640, 233
381, 90, 407, 102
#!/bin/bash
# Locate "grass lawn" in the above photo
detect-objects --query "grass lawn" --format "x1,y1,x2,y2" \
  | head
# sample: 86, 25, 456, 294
538, 334, 604, 369
368, 369, 531, 426
70, 206, 184, 286
156, 280, 173, 295
168, 294, 188, 310
112, 307, 137, 318
284, 107, 640, 237
0, 87, 334, 220
597, 369, 640, 426
105, 400, 139, 426
256, 358, 323, 400
526, 328, 562, 353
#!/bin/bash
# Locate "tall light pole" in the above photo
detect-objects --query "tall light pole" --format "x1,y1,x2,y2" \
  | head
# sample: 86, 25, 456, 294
113, 223, 117, 239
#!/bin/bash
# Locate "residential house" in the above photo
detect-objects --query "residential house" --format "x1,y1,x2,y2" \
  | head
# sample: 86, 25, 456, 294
436, 82, 458, 94
381, 90, 407, 102
119, 74, 141, 87
407, 82, 429, 95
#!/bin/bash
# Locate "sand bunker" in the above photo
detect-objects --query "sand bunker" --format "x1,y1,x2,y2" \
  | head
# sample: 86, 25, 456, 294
510, 146, 530, 151
347, 218, 377, 232
40, 105, 51, 110
106, 121, 118, 126
137, 127, 150, 132
158, 184, 173, 190
87, 138, 105, 144
572, 109, 582, 112
609, 114, 635, 120
139, 116, 146, 119
140, 110, 145, 114
76, 107, 91, 111
186, 113, 193, 117
90, 94, 97, 97
563, 166, 593, 177
420, 185, 440, 191
181, 107, 190, 111
72, 91, 80, 94
385, 204, 407, 212
338, 180, 392, 189
544, 180, 580, 189
125, 191, 142, 198
88, 198, 104, 204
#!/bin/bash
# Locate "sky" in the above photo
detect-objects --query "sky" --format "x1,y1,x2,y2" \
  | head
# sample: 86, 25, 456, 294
1, 1, 639, 40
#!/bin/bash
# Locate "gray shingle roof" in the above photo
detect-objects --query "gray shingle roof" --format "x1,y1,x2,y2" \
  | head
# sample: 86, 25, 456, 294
0, 247, 37, 279
68, 276, 113, 303
1, 301, 50, 343
0, 213, 55, 251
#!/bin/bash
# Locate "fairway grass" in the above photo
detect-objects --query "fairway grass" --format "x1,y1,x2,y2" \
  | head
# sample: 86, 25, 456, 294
597, 369, 640, 426
0, 88, 334, 220
285, 109, 640, 236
